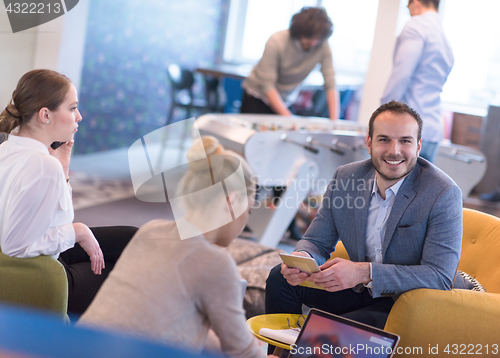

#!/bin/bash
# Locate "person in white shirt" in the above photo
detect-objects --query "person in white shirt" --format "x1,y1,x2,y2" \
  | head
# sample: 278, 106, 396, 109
0, 69, 137, 315
381, 0, 453, 162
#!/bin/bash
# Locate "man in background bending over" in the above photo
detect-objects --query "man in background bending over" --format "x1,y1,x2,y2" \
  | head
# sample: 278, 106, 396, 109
241, 7, 337, 120
381, 0, 453, 162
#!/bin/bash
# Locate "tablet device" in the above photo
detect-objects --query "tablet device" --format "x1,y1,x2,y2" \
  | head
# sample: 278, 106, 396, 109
279, 253, 325, 290
279, 253, 320, 275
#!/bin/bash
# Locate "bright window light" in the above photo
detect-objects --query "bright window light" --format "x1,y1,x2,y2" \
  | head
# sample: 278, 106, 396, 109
440, 0, 500, 113
225, 0, 379, 80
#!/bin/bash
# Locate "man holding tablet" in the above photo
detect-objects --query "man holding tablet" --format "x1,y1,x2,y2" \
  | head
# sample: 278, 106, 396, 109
266, 101, 463, 329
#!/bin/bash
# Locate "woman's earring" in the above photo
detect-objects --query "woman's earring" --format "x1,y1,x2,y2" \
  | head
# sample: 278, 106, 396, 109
46, 120, 49, 124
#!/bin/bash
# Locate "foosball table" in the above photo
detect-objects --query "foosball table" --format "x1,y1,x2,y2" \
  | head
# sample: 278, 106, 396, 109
195, 114, 486, 247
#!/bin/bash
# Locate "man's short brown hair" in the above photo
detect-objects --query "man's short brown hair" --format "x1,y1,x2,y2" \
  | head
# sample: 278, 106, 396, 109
289, 7, 333, 40
418, 0, 440, 10
369, 101, 423, 141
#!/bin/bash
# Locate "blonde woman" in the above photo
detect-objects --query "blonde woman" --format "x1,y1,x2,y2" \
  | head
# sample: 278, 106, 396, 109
79, 136, 273, 357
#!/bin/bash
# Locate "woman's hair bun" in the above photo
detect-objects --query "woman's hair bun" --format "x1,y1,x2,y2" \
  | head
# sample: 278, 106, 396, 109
202, 136, 225, 156
5, 102, 21, 118
0, 102, 22, 134
186, 136, 224, 162
180, 135, 255, 211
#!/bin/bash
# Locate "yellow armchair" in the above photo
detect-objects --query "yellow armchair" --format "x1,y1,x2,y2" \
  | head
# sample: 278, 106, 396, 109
384, 208, 500, 357
0, 249, 68, 318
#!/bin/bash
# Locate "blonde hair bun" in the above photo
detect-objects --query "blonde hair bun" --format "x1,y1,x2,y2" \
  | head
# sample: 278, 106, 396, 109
180, 136, 255, 211
186, 136, 225, 161
200, 136, 225, 156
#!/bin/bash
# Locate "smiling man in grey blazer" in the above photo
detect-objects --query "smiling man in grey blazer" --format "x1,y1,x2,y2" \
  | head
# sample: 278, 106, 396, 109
266, 100, 462, 329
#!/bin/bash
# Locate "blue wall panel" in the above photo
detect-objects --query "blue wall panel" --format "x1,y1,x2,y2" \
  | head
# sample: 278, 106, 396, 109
75, 0, 228, 154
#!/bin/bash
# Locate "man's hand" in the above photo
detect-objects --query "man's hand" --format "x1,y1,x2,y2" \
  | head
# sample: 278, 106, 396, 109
73, 223, 105, 275
265, 88, 293, 116
308, 258, 371, 292
280, 251, 311, 286
326, 88, 339, 120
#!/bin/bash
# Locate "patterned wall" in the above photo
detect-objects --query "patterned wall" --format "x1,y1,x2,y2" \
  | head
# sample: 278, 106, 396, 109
74, 0, 228, 154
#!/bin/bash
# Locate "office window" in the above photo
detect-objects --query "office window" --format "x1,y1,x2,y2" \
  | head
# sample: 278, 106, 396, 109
241, 0, 316, 60
439, 0, 500, 115
321, 0, 379, 77
224, 0, 379, 80
391, 0, 500, 115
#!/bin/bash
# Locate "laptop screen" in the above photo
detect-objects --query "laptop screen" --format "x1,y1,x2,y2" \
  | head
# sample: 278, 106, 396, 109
289, 309, 399, 358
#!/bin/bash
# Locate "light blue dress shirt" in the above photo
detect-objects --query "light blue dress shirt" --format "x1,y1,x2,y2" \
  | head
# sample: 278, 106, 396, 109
300, 176, 406, 290
364, 176, 406, 289
366, 176, 406, 264
381, 11, 454, 143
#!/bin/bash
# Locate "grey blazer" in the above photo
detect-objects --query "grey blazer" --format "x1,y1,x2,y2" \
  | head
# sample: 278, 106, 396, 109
295, 157, 463, 298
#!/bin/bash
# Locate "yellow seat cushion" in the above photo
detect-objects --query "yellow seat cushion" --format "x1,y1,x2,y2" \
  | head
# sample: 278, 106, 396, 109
385, 289, 500, 356
329, 241, 349, 260
383, 208, 500, 355
459, 208, 500, 293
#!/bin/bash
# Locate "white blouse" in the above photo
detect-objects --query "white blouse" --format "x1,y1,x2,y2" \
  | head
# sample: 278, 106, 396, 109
0, 135, 75, 258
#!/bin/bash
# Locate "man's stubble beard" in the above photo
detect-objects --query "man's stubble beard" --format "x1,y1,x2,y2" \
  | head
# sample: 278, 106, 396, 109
371, 151, 418, 183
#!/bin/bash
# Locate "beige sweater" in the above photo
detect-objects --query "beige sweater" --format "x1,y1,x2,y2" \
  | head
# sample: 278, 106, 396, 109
78, 220, 264, 358
242, 29, 335, 106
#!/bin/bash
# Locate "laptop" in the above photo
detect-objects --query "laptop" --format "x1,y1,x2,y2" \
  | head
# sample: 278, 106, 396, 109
289, 308, 400, 358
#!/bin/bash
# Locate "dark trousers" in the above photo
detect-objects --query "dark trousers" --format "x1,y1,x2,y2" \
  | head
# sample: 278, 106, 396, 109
58, 226, 138, 315
240, 90, 276, 114
265, 264, 394, 329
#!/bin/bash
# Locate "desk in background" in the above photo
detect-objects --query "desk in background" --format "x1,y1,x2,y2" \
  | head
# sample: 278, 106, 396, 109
196, 64, 364, 118
196, 64, 251, 113
196, 64, 363, 89
196, 64, 253, 81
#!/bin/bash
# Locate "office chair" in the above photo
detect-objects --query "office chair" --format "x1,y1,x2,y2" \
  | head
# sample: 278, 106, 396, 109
165, 64, 206, 127
158, 65, 224, 170
204, 76, 225, 113
0, 248, 68, 319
